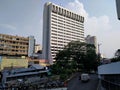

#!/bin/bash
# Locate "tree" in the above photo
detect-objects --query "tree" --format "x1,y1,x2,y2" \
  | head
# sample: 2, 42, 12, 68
84, 44, 98, 71
111, 56, 120, 62
51, 41, 98, 80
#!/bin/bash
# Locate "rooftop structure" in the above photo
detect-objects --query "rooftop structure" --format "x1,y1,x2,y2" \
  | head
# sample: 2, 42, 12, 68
98, 62, 120, 89
1, 64, 49, 88
35, 44, 42, 53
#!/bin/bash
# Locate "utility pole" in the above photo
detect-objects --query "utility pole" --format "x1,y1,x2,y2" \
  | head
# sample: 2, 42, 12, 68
98, 43, 101, 55
98, 43, 101, 63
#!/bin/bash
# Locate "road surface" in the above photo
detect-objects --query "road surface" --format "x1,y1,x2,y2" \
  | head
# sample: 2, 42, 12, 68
68, 73, 98, 90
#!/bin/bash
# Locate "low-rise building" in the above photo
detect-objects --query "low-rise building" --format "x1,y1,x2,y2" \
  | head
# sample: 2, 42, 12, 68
1, 64, 49, 88
0, 33, 35, 57
28, 58, 50, 67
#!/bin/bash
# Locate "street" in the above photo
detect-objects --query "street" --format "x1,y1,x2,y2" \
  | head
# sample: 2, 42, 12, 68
68, 73, 99, 90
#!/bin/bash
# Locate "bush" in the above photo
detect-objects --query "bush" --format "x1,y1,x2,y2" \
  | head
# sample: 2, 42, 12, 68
60, 74, 68, 81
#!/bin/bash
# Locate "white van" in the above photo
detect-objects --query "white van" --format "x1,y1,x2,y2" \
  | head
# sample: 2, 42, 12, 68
81, 73, 90, 82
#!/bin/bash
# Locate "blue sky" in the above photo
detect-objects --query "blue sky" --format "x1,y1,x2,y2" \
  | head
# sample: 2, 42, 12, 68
0, 0, 120, 58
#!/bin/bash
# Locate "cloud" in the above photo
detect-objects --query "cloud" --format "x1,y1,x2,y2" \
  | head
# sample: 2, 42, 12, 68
85, 15, 111, 36
100, 30, 120, 58
66, 0, 111, 35
66, 0, 115, 58
66, 0, 88, 19
0, 24, 16, 30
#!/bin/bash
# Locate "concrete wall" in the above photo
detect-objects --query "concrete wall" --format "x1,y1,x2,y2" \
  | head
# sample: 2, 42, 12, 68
0, 57, 28, 70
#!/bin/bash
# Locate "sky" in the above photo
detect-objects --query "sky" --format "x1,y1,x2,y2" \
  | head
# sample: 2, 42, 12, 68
0, 0, 120, 58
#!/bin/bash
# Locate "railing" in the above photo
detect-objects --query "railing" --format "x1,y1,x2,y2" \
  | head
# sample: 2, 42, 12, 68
0, 86, 67, 90
101, 79, 120, 90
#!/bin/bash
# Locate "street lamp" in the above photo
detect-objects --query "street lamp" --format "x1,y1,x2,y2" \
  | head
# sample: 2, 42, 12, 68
98, 43, 102, 55
98, 43, 102, 62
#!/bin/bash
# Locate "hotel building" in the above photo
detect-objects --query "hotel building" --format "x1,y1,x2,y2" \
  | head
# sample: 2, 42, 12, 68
42, 2, 85, 64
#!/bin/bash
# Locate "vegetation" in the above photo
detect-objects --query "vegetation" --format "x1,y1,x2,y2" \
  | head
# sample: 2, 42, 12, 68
111, 56, 120, 62
51, 41, 98, 81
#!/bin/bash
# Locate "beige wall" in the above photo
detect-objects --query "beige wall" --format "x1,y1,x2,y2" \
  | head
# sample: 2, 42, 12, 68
0, 58, 28, 70
28, 59, 50, 66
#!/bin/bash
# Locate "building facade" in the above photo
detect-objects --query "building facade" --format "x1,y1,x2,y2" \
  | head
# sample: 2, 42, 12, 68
28, 36, 35, 57
35, 44, 42, 53
42, 2, 85, 64
28, 59, 49, 66
85, 35, 98, 54
0, 33, 35, 57
1, 64, 48, 88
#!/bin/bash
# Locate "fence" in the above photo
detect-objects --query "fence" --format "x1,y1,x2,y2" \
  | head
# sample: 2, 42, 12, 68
101, 79, 120, 90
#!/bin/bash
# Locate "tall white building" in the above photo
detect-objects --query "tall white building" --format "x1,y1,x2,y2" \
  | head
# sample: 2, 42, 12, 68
42, 2, 85, 64
85, 35, 98, 54
28, 36, 35, 57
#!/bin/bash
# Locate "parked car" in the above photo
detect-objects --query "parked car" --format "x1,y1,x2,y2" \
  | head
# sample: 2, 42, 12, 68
80, 73, 90, 82
90, 70, 95, 74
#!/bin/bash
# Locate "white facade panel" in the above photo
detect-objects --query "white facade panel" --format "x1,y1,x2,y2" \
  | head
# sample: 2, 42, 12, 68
28, 36, 35, 57
43, 2, 85, 64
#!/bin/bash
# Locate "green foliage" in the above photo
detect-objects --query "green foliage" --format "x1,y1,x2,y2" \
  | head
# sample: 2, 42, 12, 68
51, 41, 98, 80
60, 74, 68, 81
111, 56, 120, 62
